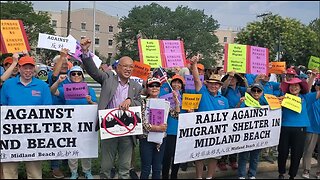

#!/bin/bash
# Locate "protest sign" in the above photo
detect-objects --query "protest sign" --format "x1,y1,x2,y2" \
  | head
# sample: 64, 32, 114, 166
63, 82, 88, 100
249, 46, 269, 75
0, 105, 98, 162
162, 40, 186, 68
159, 92, 182, 109
98, 106, 143, 139
184, 75, 204, 90
264, 94, 281, 110
182, 94, 202, 110
268, 62, 286, 74
149, 109, 165, 125
308, 56, 320, 70
131, 61, 151, 81
37, 33, 77, 53
224, 44, 248, 73
244, 92, 261, 108
130, 76, 144, 86
138, 39, 162, 68
281, 93, 302, 113
174, 106, 281, 164
138, 38, 186, 68
0, 19, 30, 53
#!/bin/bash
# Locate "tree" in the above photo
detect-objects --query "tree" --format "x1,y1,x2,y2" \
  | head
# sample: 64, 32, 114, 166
115, 3, 222, 68
308, 18, 320, 58
236, 14, 318, 66
1, 1, 55, 62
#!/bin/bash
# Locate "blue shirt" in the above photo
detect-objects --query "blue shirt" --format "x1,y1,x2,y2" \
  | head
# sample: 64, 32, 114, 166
245, 74, 257, 86
260, 81, 281, 97
58, 86, 97, 105
222, 86, 246, 108
48, 71, 70, 105
1, 76, 52, 105
306, 96, 320, 133
281, 92, 317, 127
197, 85, 229, 112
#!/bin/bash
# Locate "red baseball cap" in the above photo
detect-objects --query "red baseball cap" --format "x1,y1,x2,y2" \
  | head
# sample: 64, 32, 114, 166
4, 57, 13, 65
18, 56, 35, 66
286, 68, 297, 75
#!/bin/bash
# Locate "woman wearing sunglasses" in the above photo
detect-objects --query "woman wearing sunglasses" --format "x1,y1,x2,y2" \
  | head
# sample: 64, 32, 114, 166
139, 77, 168, 179
277, 77, 320, 179
50, 65, 97, 179
236, 83, 268, 179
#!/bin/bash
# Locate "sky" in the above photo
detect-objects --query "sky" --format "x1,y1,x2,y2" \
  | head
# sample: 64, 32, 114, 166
31, 1, 319, 30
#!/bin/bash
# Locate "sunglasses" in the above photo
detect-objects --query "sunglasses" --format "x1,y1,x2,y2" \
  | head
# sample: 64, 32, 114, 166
251, 88, 262, 93
71, 72, 82, 76
148, 83, 160, 88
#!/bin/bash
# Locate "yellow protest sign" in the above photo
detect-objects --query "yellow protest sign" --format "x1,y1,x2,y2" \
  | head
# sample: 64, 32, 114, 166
308, 56, 320, 70
281, 93, 302, 113
0, 19, 30, 53
268, 62, 286, 74
244, 92, 261, 108
226, 44, 247, 73
264, 94, 281, 110
139, 39, 162, 68
182, 94, 202, 110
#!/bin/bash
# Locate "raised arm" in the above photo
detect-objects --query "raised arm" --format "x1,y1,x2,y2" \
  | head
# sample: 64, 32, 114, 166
80, 37, 108, 84
0, 53, 18, 81
50, 74, 67, 96
189, 54, 202, 92
52, 48, 69, 77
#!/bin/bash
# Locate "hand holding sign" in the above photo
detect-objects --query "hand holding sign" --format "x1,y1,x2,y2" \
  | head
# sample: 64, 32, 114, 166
80, 38, 91, 54
244, 92, 261, 108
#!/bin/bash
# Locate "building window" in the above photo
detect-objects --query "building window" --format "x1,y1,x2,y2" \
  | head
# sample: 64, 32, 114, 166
108, 40, 113, 46
108, 53, 112, 58
95, 38, 99, 45
95, 24, 100, 32
109, 26, 113, 32
223, 37, 228, 43
81, 36, 86, 39
81, 22, 86, 31
51, 20, 57, 28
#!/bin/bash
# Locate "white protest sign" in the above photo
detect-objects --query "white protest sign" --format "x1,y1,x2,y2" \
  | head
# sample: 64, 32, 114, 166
37, 33, 77, 53
174, 106, 281, 164
92, 54, 102, 69
98, 106, 143, 139
130, 76, 144, 86
0, 105, 99, 162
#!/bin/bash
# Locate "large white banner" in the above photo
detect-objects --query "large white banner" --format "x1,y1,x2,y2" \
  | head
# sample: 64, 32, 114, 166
98, 106, 143, 139
37, 33, 77, 53
174, 105, 282, 164
0, 105, 99, 162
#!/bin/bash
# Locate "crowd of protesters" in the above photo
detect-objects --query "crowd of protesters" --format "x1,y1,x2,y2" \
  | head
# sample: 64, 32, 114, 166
0, 36, 320, 180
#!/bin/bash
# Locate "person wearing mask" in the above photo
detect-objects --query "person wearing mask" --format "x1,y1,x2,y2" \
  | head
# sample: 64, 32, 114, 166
50, 65, 97, 179
162, 74, 186, 179
190, 54, 229, 179
236, 83, 268, 179
80, 37, 143, 179
277, 77, 320, 179
1, 56, 52, 179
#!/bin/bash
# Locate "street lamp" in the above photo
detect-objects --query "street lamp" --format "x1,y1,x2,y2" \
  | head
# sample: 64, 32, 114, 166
67, 1, 71, 36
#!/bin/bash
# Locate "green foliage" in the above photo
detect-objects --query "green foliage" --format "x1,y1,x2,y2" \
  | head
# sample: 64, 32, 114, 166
0, 1, 55, 57
236, 14, 319, 66
115, 3, 222, 68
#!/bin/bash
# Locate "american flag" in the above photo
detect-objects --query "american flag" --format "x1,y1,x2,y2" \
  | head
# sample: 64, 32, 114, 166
153, 67, 168, 84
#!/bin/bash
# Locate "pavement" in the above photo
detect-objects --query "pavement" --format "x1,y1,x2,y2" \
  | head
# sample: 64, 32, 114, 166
71, 158, 317, 179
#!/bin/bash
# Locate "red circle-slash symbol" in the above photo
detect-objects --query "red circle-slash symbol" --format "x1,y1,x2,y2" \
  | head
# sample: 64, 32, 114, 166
102, 108, 137, 136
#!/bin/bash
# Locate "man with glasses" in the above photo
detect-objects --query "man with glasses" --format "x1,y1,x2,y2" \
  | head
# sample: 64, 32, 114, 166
80, 37, 143, 179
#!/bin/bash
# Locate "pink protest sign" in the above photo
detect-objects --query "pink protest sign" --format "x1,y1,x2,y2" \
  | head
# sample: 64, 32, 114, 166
68, 41, 93, 62
159, 92, 181, 108
149, 108, 165, 125
184, 75, 204, 90
249, 46, 269, 75
63, 82, 88, 100
162, 40, 186, 68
